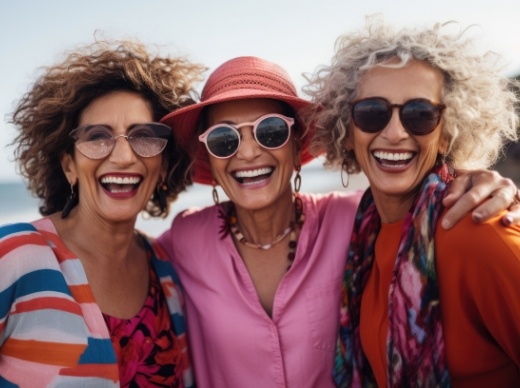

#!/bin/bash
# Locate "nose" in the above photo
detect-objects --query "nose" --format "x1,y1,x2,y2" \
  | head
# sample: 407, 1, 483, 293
109, 135, 138, 163
235, 127, 262, 160
380, 107, 409, 143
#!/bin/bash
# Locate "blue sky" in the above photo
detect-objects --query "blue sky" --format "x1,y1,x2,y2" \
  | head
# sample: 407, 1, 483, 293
1, 0, 519, 182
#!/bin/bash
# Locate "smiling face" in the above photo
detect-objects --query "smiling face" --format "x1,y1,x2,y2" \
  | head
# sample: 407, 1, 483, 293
206, 98, 299, 211
347, 60, 448, 222
61, 90, 166, 224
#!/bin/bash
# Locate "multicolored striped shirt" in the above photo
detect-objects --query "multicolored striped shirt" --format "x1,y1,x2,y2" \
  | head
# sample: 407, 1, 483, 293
0, 218, 193, 388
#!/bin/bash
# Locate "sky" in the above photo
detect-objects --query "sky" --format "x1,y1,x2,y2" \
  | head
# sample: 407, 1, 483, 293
1, 0, 520, 183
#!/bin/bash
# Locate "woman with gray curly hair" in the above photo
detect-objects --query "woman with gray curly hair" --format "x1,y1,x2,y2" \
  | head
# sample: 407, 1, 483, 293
0, 40, 203, 387
306, 18, 520, 387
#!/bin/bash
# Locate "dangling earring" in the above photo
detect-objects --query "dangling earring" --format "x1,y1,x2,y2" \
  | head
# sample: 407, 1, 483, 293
156, 176, 168, 213
212, 179, 219, 205
440, 153, 456, 177
341, 149, 352, 188
293, 165, 304, 224
61, 181, 77, 219
293, 164, 302, 194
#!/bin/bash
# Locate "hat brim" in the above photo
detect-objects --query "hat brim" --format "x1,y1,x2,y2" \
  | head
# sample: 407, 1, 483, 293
161, 89, 317, 185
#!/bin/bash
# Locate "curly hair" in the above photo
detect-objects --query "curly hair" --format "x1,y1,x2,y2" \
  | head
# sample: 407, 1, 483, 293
10, 39, 205, 217
304, 16, 519, 173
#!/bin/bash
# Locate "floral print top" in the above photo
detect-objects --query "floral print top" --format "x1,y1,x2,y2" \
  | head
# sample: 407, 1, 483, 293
103, 262, 184, 387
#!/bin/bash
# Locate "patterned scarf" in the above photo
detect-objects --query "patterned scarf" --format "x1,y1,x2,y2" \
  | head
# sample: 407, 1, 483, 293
334, 164, 453, 388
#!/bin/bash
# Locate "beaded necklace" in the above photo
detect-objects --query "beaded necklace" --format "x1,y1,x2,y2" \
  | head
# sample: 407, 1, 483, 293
227, 195, 305, 265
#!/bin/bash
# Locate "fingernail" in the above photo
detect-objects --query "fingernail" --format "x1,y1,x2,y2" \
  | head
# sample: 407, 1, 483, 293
502, 215, 512, 226
473, 213, 483, 223
441, 219, 452, 229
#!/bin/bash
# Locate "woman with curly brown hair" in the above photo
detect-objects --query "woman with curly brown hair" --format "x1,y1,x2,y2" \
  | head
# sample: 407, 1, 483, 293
0, 40, 203, 387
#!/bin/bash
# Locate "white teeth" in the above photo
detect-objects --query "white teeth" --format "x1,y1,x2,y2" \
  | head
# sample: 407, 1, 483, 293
109, 186, 133, 193
373, 151, 413, 161
100, 176, 141, 185
234, 167, 273, 178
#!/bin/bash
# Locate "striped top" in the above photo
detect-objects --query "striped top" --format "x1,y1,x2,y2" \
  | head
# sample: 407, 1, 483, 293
0, 218, 193, 388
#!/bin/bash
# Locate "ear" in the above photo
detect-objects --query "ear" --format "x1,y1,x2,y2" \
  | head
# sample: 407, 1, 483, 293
438, 133, 449, 155
344, 135, 354, 151
60, 152, 77, 185
160, 156, 169, 181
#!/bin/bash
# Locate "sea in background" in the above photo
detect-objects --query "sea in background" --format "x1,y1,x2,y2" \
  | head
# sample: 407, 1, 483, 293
0, 161, 369, 237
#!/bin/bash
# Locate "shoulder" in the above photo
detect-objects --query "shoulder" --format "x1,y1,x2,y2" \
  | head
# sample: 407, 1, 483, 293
173, 204, 221, 227
171, 204, 222, 239
157, 204, 222, 252
1, 221, 67, 307
1, 221, 38, 240
437, 211, 520, 250
301, 191, 362, 220
0, 221, 52, 258
436, 211, 520, 274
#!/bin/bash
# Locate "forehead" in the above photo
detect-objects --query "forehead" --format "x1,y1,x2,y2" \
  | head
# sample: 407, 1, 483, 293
79, 90, 153, 126
358, 60, 444, 102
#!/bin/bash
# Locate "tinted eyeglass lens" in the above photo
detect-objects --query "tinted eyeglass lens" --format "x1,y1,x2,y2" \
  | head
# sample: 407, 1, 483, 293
72, 123, 170, 159
255, 116, 290, 148
74, 126, 116, 159
352, 99, 442, 135
352, 99, 391, 133
400, 100, 441, 135
128, 124, 170, 157
205, 126, 240, 158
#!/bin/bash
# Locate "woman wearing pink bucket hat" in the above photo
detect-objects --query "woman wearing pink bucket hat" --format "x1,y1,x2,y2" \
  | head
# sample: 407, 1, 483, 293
157, 56, 520, 387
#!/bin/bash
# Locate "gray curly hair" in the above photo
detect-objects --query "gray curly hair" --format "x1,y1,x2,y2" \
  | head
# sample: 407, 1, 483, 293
304, 16, 519, 173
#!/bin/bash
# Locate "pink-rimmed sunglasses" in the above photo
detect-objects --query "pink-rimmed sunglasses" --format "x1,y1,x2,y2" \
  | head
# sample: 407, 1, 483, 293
198, 113, 294, 159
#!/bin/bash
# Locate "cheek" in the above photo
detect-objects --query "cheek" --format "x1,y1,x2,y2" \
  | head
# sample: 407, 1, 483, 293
208, 157, 227, 179
273, 147, 296, 169
351, 130, 374, 154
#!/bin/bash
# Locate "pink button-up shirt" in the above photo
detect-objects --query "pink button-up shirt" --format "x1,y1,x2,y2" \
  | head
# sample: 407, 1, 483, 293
158, 192, 361, 387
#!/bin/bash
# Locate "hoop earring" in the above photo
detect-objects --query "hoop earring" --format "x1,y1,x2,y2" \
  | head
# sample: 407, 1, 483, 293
293, 165, 302, 194
61, 181, 78, 219
156, 176, 168, 213
341, 149, 351, 189
212, 179, 219, 205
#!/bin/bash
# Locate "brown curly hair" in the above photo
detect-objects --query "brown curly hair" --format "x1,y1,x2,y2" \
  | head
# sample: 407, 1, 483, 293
10, 39, 205, 218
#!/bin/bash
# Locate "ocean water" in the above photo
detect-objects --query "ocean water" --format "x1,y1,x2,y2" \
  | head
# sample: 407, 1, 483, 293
0, 162, 369, 237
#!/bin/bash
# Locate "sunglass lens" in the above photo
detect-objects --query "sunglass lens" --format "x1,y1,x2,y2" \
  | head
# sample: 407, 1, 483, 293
206, 126, 240, 158
352, 99, 391, 133
255, 117, 290, 148
401, 100, 441, 135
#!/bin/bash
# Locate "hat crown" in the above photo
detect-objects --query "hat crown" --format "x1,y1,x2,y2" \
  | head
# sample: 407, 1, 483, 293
201, 56, 298, 101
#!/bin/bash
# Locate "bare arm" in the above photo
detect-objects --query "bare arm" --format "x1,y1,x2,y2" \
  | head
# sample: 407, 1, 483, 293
441, 169, 520, 229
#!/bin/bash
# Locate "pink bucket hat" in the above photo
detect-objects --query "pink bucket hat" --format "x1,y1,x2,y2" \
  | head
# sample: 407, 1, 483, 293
161, 56, 316, 185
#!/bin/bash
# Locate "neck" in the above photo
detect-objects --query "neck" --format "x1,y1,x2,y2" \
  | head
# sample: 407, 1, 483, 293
371, 189, 418, 224
232, 192, 296, 247
49, 210, 138, 266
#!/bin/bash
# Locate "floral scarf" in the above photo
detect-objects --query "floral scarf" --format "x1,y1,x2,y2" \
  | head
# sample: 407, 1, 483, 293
334, 164, 453, 387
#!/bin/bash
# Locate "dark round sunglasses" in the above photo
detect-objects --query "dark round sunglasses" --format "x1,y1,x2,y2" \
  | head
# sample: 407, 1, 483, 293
350, 97, 446, 135
70, 122, 172, 159
199, 113, 294, 159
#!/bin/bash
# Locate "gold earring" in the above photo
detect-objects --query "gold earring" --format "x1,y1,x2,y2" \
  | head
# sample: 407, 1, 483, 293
212, 179, 219, 205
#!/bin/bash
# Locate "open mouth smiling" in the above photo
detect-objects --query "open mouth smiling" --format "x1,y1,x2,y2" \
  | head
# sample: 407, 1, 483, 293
233, 167, 274, 184
100, 175, 142, 193
372, 151, 415, 168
